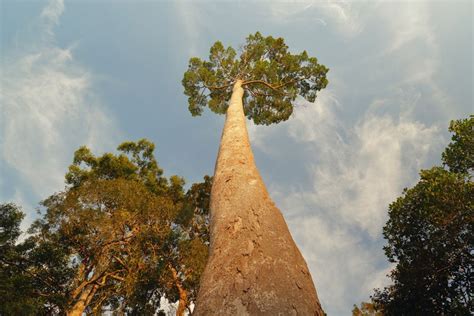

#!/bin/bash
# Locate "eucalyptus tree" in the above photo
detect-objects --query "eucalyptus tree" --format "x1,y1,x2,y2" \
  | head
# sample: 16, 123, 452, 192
183, 32, 329, 315
27, 140, 210, 316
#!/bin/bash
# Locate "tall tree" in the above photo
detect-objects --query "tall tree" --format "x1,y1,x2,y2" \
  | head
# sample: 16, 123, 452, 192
370, 116, 473, 315
182, 32, 328, 315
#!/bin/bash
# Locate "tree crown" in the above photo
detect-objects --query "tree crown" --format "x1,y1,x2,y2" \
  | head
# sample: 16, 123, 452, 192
20, 140, 211, 314
182, 32, 329, 125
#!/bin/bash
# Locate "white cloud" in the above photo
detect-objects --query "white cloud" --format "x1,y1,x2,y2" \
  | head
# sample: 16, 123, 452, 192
382, 1, 435, 54
269, 0, 373, 38
40, 0, 65, 37
0, 0, 119, 211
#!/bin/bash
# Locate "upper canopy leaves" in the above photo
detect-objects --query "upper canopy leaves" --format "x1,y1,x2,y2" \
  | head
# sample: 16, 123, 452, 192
182, 32, 329, 125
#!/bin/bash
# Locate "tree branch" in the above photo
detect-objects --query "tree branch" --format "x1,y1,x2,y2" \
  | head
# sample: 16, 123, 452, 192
242, 77, 302, 91
204, 82, 234, 91
242, 80, 277, 90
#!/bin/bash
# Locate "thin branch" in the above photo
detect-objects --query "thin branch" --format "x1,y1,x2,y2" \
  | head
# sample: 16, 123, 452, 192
242, 80, 277, 90
204, 82, 234, 91
242, 77, 302, 90
196, 72, 233, 91
112, 255, 130, 273
107, 273, 126, 282
244, 87, 274, 98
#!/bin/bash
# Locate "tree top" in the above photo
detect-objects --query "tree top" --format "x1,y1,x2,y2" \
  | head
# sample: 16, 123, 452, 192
182, 32, 329, 125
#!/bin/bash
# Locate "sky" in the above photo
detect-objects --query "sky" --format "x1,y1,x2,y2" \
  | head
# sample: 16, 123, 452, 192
0, 0, 472, 315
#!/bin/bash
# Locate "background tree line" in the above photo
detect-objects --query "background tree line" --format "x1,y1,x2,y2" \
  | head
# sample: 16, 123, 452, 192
354, 115, 473, 315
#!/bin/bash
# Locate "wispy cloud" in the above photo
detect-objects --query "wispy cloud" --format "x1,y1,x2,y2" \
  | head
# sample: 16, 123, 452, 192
40, 0, 65, 37
382, 2, 435, 54
174, 0, 204, 56
0, 0, 120, 224
269, 0, 372, 38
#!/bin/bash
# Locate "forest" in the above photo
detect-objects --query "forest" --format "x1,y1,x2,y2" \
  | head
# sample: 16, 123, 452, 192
1, 2, 473, 315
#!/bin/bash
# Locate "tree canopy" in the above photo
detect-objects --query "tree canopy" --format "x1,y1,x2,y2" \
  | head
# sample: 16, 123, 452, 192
182, 31, 329, 125
0, 140, 211, 315
369, 116, 473, 315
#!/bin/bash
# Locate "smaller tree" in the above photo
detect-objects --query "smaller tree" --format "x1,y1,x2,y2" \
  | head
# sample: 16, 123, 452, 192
34, 178, 176, 316
0, 203, 72, 315
25, 140, 211, 316
371, 116, 473, 315
1, 140, 212, 315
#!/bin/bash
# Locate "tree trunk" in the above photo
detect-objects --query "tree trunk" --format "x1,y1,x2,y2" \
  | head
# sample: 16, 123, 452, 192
67, 284, 98, 316
194, 80, 324, 315
67, 286, 91, 316
176, 285, 188, 316
170, 265, 188, 316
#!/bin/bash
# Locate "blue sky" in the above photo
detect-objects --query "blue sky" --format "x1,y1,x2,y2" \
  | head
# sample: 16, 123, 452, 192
1, 0, 472, 315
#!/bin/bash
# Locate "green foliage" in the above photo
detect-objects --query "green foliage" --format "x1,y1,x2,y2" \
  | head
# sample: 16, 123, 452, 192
442, 115, 473, 174
182, 32, 329, 125
0, 203, 23, 246
66, 139, 168, 195
0, 203, 72, 315
171, 175, 212, 300
371, 117, 474, 315
40, 177, 176, 313
0, 203, 38, 315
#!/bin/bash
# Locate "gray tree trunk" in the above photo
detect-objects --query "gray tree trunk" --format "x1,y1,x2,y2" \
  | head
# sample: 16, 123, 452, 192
194, 80, 324, 315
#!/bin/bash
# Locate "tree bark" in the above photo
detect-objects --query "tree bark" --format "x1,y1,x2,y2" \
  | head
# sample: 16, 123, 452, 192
194, 80, 324, 315
67, 284, 96, 316
170, 265, 188, 316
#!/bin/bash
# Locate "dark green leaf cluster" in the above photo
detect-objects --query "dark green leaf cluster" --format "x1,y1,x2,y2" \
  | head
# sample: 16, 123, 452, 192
442, 115, 473, 174
0, 203, 72, 315
371, 116, 474, 315
182, 32, 329, 125
0, 203, 23, 245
